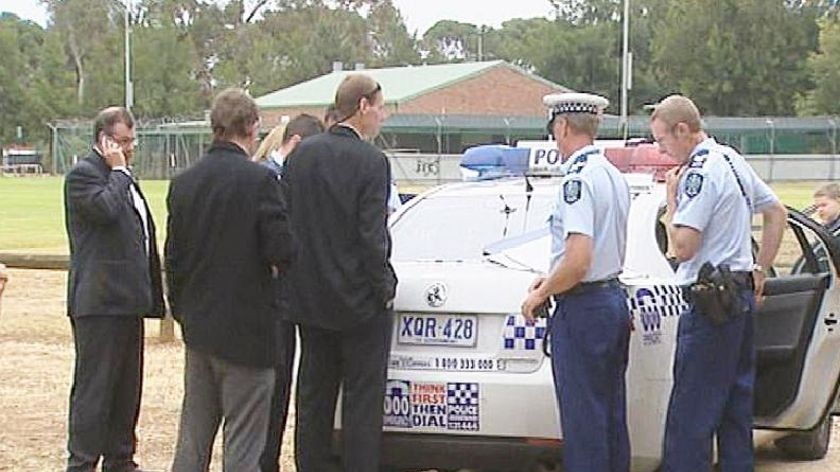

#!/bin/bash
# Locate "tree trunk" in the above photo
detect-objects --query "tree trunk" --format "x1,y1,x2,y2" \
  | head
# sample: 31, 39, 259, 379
68, 29, 85, 106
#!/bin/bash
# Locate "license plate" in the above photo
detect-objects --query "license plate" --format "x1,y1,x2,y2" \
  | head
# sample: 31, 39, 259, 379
398, 314, 478, 347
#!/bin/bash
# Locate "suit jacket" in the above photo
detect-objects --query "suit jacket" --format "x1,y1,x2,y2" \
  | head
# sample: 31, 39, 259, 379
165, 141, 291, 367
281, 125, 397, 331
64, 150, 164, 318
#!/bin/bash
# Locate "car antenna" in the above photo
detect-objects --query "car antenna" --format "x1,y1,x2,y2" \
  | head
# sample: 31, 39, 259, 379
523, 175, 534, 232
499, 194, 516, 238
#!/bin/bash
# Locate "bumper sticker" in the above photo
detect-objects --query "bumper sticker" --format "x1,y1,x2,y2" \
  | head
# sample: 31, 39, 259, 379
384, 380, 480, 431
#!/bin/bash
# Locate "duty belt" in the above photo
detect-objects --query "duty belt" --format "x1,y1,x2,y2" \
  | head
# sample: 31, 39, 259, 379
681, 271, 754, 299
554, 278, 620, 301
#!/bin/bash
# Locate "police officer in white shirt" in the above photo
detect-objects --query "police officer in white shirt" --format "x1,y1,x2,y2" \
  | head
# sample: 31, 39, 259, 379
521, 92, 631, 472
652, 95, 787, 471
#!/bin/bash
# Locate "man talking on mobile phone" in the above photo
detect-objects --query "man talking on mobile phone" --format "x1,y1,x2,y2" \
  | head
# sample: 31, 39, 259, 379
63, 107, 164, 472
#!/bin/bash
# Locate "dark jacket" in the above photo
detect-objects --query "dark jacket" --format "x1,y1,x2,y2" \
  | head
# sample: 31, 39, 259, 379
281, 125, 397, 330
64, 150, 164, 318
165, 141, 291, 367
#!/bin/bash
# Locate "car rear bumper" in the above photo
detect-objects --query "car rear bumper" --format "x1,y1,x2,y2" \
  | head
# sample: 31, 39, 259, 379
380, 432, 562, 470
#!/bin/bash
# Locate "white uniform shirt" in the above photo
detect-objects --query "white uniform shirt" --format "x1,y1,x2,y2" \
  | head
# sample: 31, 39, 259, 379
549, 145, 630, 282
673, 138, 778, 284
113, 165, 150, 255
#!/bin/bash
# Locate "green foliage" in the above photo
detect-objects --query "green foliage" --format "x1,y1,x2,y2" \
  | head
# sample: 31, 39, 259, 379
1, 0, 839, 151
651, 0, 819, 115
798, 17, 840, 115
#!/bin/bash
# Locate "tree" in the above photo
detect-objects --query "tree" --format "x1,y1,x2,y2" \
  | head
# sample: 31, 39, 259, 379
797, 17, 840, 115
651, 0, 819, 115
44, 0, 124, 111
131, 20, 204, 118
0, 13, 61, 145
366, 0, 420, 67
422, 20, 479, 62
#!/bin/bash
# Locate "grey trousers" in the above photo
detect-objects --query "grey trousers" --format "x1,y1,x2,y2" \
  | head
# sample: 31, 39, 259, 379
171, 347, 275, 472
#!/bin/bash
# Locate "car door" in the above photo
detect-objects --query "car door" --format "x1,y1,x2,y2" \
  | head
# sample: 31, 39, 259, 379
753, 208, 840, 431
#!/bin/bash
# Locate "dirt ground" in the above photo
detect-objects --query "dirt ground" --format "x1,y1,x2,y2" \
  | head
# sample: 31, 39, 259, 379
0, 268, 838, 472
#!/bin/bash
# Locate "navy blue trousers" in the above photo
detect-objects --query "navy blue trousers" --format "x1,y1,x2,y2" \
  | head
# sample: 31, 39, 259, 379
662, 289, 755, 472
551, 285, 631, 472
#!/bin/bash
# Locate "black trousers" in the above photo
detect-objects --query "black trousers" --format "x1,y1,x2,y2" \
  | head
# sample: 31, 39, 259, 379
260, 320, 298, 472
295, 311, 393, 472
67, 316, 143, 472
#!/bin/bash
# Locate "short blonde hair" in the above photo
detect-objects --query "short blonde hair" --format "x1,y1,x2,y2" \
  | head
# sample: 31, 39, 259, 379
560, 113, 600, 138
650, 95, 703, 133
252, 124, 286, 162
814, 183, 840, 200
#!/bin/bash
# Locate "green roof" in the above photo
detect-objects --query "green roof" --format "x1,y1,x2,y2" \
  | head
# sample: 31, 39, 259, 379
255, 61, 562, 109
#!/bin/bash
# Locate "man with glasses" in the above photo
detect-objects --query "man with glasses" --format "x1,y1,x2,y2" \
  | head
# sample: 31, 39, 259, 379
63, 106, 164, 472
651, 95, 786, 471
282, 74, 397, 472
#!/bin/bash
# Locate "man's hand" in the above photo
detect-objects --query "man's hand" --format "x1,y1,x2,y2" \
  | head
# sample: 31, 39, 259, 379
521, 276, 547, 322
664, 165, 684, 207
753, 269, 766, 305
99, 135, 127, 169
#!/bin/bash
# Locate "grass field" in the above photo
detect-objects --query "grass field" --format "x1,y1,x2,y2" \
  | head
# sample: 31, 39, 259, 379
0, 177, 169, 252
0, 176, 828, 252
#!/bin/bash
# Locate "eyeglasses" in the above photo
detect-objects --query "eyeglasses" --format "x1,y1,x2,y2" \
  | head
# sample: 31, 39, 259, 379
108, 134, 138, 147
362, 83, 382, 102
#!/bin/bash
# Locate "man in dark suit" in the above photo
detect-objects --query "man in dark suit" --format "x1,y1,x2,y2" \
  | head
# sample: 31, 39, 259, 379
166, 88, 291, 471
282, 74, 397, 472
63, 106, 164, 472
258, 112, 323, 472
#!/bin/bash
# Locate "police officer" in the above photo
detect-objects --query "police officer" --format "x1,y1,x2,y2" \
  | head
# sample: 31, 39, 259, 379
521, 92, 631, 472
651, 95, 787, 471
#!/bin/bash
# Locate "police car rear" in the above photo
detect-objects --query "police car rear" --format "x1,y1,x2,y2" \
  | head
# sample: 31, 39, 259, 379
383, 177, 563, 471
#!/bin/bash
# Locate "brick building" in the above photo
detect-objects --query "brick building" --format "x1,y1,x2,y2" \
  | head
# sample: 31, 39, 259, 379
255, 61, 570, 153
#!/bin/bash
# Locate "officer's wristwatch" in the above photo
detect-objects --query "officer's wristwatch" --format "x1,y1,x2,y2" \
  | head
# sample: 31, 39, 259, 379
751, 263, 766, 274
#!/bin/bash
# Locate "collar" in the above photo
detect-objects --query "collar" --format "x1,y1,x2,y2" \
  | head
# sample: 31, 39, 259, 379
270, 150, 284, 167
689, 137, 717, 159
335, 123, 363, 140
561, 144, 600, 174
209, 140, 250, 157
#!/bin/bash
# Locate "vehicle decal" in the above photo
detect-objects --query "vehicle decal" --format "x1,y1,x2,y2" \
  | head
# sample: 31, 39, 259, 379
384, 380, 480, 431
389, 354, 500, 372
627, 285, 688, 346
502, 314, 547, 350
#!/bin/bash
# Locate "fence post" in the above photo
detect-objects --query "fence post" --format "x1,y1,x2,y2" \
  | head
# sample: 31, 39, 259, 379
830, 118, 838, 180
766, 119, 775, 183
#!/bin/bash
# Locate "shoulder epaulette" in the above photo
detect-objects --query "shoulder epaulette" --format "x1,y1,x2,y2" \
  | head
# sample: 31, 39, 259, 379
688, 149, 710, 169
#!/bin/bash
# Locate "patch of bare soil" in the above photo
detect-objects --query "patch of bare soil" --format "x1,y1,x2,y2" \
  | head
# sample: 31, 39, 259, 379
0, 269, 295, 471
0, 268, 837, 472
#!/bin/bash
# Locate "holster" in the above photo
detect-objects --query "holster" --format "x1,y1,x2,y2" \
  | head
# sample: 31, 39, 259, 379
686, 262, 743, 325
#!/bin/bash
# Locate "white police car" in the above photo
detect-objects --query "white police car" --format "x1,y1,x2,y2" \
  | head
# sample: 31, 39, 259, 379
378, 143, 840, 471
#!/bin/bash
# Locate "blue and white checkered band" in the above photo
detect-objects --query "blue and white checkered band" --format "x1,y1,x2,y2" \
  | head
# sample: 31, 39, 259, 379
502, 315, 547, 351
551, 103, 600, 116
684, 172, 704, 198
564, 179, 582, 204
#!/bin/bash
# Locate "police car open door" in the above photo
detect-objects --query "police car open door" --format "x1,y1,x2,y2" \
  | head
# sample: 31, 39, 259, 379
752, 208, 840, 435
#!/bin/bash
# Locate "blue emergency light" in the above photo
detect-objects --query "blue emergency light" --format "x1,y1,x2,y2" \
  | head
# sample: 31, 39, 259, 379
459, 145, 530, 181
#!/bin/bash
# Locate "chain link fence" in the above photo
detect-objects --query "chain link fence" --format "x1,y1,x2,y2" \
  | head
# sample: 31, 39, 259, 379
45, 115, 840, 182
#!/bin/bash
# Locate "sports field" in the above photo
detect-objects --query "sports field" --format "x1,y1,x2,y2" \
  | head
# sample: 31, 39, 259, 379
0, 176, 826, 252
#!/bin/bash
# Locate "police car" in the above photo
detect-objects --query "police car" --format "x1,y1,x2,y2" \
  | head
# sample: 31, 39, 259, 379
378, 143, 840, 471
